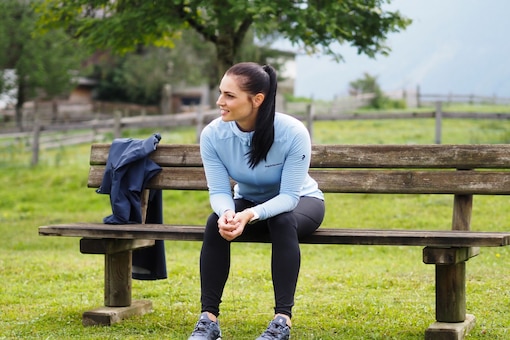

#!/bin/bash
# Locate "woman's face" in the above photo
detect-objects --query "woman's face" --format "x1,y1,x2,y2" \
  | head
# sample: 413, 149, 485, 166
216, 74, 263, 132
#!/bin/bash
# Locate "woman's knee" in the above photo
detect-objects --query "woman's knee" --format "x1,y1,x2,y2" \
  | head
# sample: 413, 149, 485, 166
203, 213, 222, 241
268, 212, 297, 229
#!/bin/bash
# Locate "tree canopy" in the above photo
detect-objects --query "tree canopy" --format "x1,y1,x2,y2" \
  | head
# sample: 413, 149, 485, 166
89, 28, 287, 106
349, 72, 405, 109
36, 0, 411, 82
1, 0, 87, 130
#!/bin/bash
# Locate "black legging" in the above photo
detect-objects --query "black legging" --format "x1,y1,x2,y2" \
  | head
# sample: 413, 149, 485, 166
199, 196, 325, 318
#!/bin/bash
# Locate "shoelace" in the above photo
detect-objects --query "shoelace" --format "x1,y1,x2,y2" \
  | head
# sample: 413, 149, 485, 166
260, 322, 286, 338
191, 320, 210, 335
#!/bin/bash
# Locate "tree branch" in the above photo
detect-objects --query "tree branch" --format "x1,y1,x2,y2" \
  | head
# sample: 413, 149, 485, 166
174, 4, 217, 44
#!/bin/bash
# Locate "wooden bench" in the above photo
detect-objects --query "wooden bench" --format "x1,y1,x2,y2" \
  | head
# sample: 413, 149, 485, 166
39, 143, 510, 339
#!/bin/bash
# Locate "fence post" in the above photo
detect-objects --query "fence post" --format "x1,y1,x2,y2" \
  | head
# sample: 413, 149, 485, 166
435, 101, 442, 144
31, 113, 41, 166
161, 84, 172, 115
196, 105, 203, 143
306, 103, 314, 142
114, 110, 122, 139
416, 85, 421, 108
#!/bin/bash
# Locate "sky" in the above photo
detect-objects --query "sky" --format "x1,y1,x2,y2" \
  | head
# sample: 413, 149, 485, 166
289, 0, 510, 101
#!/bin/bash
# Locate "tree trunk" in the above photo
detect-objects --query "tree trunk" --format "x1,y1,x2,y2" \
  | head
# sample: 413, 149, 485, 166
215, 32, 236, 81
210, 33, 235, 108
208, 19, 250, 107
51, 99, 59, 123
15, 77, 26, 132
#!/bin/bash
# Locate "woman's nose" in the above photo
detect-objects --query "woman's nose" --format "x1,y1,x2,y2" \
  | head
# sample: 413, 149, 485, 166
216, 94, 223, 107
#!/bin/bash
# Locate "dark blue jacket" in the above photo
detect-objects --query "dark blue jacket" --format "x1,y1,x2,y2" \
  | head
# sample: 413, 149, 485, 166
97, 133, 162, 224
97, 133, 167, 280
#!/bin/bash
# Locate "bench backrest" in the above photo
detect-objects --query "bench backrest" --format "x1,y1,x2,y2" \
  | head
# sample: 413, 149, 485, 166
88, 144, 510, 230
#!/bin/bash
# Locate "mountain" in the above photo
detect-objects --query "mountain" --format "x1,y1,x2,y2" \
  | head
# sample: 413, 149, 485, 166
293, 0, 510, 101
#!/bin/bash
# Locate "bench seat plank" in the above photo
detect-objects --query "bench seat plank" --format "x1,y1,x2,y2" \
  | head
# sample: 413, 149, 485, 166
39, 223, 510, 247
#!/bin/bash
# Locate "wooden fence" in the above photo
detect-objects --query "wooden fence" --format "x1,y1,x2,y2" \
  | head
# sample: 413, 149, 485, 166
2, 98, 510, 166
1, 107, 218, 165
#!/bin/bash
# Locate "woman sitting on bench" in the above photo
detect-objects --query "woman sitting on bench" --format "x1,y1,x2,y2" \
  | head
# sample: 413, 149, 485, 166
188, 62, 325, 340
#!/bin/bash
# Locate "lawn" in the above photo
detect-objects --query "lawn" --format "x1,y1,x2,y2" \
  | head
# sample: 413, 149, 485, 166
1, 116, 510, 339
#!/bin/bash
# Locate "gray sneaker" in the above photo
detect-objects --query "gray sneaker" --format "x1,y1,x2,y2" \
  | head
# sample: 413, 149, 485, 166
256, 315, 290, 340
188, 312, 222, 340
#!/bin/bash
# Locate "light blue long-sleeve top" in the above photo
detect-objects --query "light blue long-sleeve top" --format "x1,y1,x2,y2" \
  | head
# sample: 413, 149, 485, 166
200, 112, 324, 221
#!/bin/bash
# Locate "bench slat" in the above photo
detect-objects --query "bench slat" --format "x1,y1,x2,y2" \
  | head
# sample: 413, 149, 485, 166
88, 166, 208, 190
39, 224, 510, 247
90, 144, 510, 168
311, 144, 510, 168
88, 166, 510, 194
90, 144, 204, 166
313, 170, 510, 194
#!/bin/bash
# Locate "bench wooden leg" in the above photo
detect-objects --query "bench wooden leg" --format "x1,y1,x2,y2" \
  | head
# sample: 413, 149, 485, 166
80, 239, 155, 326
423, 247, 479, 340
105, 250, 132, 307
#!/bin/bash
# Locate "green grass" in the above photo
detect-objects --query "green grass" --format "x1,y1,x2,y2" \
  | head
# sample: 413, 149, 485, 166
1, 118, 510, 339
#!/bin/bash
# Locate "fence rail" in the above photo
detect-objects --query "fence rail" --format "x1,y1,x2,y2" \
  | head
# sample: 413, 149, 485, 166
418, 93, 510, 106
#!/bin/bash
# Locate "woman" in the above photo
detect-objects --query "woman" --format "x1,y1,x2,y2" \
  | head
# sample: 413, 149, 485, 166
188, 62, 325, 340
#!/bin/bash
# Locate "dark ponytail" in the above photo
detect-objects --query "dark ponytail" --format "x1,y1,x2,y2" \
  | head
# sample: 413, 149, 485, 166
249, 65, 276, 168
225, 62, 277, 168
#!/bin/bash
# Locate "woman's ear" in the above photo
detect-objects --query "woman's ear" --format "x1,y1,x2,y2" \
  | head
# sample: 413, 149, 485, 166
252, 93, 265, 108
